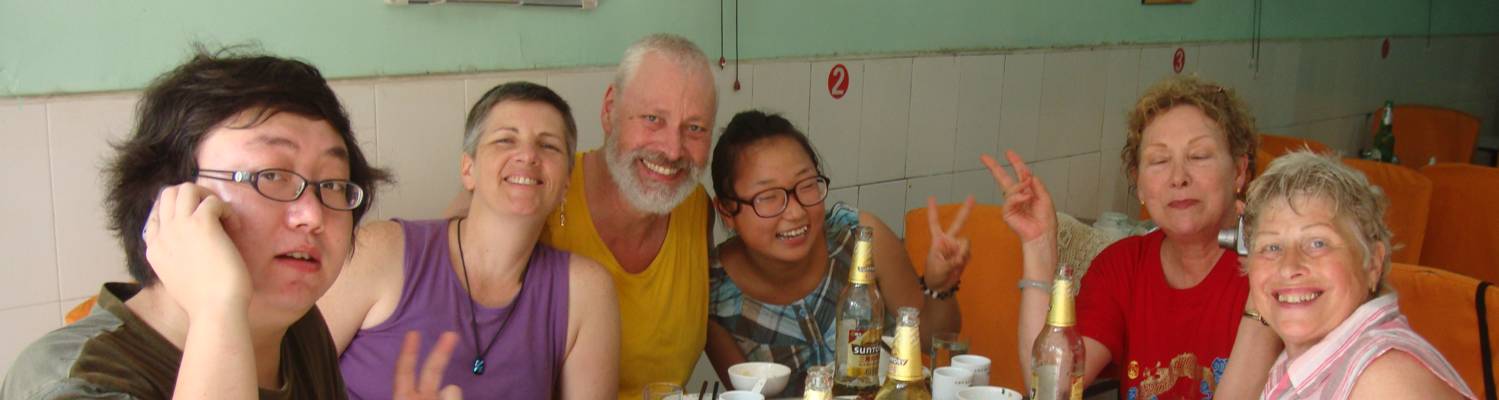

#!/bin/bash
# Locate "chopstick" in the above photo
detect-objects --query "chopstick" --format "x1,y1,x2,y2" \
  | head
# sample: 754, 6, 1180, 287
711, 381, 720, 400
696, 381, 708, 400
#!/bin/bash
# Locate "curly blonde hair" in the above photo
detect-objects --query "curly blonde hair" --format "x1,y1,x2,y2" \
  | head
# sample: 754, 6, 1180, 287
1243, 151, 1394, 295
1122, 75, 1258, 194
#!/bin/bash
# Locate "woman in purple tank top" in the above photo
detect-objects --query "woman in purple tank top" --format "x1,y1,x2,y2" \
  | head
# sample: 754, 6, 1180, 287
318, 82, 621, 399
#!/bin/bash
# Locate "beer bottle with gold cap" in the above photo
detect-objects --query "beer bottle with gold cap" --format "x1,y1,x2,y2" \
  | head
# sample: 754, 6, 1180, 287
834, 226, 883, 398
1031, 264, 1084, 400
875, 307, 930, 400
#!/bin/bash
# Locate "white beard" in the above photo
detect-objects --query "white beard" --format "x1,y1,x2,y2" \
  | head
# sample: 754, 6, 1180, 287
603, 133, 703, 215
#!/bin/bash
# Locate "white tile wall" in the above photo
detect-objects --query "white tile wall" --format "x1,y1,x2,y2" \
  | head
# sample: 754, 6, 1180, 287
375, 79, 466, 220
827, 187, 859, 211
809, 61, 862, 187
953, 55, 1006, 171
1065, 153, 1103, 219
330, 82, 383, 220
858, 180, 909, 235
3, 36, 1495, 372
952, 169, 1000, 206
858, 58, 913, 185
751, 62, 811, 132
463, 73, 548, 111
1098, 49, 1140, 217
906, 56, 958, 176
1038, 51, 1107, 161
1138, 45, 1199, 94
713, 64, 755, 136
546, 70, 615, 154
47, 96, 136, 300
999, 54, 1044, 161
0, 103, 58, 310
905, 174, 955, 215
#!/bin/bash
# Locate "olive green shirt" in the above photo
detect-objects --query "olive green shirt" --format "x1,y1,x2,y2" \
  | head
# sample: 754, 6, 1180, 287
1, 283, 347, 400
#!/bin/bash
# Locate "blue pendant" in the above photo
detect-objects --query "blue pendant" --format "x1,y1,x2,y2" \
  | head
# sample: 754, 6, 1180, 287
472, 358, 486, 375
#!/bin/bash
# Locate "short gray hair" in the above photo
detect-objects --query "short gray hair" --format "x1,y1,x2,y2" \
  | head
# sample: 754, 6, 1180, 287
1243, 151, 1394, 294
462, 81, 578, 167
613, 33, 715, 99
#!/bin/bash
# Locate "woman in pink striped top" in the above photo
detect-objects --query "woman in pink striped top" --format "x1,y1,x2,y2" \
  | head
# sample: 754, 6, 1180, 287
1242, 151, 1475, 399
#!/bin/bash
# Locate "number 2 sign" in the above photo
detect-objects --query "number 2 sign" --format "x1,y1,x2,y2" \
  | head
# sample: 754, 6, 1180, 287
828, 64, 850, 99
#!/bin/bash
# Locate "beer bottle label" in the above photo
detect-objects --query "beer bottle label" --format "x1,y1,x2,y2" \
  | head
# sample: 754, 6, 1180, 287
844, 328, 880, 376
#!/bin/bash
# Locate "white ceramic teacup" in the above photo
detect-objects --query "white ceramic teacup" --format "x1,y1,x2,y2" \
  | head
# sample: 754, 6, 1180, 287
950, 354, 992, 386
718, 390, 765, 400
726, 362, 791, 395
955, 385, 1022, 400
932, 366, 975, 400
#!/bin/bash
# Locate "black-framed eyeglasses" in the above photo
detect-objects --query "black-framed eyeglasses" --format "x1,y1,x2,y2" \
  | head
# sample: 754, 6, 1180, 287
724, 175, 830, 218
197, 168, 366, 211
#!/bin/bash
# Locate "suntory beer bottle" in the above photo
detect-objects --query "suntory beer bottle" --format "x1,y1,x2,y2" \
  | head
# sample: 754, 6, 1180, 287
1031, 265, 1084, 400
874, 307, 930, 400
834, 226, 884, 399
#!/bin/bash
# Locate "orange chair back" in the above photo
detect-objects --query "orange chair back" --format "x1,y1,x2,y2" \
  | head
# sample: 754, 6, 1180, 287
1340, 158, 1432, 264
64, 296, 97, 325
904, 204, 1026, 390
1389, 263, 1498, 398
1419, 163, 1499, 283
1370, 105, 1480, 169
1259, 133, 1332, 158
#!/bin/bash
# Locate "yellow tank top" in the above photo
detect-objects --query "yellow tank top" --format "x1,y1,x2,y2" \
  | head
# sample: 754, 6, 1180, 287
543, 153, 709, 398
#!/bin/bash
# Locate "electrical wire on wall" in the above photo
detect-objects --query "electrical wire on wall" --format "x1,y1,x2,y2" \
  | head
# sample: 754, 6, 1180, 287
733, 0, 741, 91
718, 0, 726, 69
1250, 0, 1262, 77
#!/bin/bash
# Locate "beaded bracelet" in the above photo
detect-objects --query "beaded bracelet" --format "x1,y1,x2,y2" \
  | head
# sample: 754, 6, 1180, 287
919, 276, 959, 300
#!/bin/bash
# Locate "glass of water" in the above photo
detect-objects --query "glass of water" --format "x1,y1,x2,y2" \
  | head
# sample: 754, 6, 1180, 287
644, 382, 684, 400
930, 331, 971, 368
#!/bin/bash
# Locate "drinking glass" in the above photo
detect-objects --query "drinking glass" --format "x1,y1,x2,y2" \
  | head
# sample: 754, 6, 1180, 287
644, 382, 684, 400
930, 332, 971, 368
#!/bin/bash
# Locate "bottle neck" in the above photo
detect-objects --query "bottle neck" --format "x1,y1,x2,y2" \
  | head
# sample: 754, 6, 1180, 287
1046, 279, 1075, 327
848, 241, 875, 285
888, 324, 924, 381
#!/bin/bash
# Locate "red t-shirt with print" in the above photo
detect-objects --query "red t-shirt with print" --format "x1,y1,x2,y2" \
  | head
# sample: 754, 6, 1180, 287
1076, 230, 1247, 400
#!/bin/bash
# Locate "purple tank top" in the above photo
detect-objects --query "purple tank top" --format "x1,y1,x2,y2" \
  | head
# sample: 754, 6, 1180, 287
339, 219, 570, 399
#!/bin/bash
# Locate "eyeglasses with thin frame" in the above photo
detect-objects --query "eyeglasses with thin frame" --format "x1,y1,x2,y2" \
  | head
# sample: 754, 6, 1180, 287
725, 175, 830, 218
196, 168, 366, 211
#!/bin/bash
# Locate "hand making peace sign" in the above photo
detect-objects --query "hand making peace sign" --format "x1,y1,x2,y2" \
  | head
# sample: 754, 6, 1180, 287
981, 150, 1058, 246
921, 195, 975, 291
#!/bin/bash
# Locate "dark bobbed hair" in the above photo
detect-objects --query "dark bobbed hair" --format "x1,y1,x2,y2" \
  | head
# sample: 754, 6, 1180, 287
710, 110, 822, 215
106, 45, 392, 285
463, 81, 579, 167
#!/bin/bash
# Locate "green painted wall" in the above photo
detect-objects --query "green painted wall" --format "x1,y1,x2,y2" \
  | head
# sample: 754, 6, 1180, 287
2, 0, 1494, 97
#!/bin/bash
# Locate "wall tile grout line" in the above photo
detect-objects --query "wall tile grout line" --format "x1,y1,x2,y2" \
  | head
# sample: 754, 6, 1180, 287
43, 102, 64, 324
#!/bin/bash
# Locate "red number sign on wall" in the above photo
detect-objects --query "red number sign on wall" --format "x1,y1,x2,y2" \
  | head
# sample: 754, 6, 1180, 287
828, 64, 850, 99
1173, 48, 1186, 74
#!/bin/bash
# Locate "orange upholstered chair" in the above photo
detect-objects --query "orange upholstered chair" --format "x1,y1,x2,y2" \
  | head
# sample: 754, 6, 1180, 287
1388, 263, 1498, 398
1259, 133, 1333, 158
1419, 163, 1499, 283
1370, 105, 1481, 169
1340, 158, 1432, 264
904, 204, 1027, 390
64, 296, 97, 325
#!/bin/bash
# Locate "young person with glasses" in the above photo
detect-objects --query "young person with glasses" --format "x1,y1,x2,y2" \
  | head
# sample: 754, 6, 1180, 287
703, 110, 975, 396
1, 48, 459, 400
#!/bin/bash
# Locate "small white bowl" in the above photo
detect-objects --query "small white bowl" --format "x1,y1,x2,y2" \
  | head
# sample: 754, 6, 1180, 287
727, 361, 792, 395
